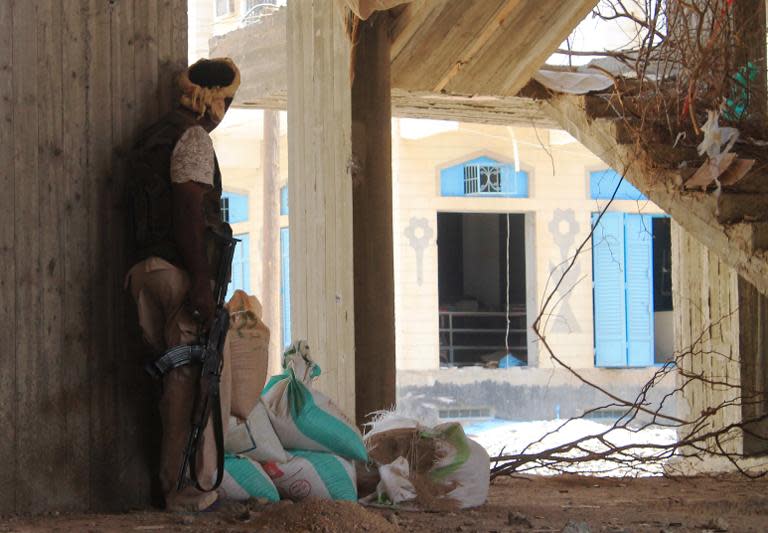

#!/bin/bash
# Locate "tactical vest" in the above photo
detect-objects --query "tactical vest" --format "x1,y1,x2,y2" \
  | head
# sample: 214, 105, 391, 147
127, 108, 232, 277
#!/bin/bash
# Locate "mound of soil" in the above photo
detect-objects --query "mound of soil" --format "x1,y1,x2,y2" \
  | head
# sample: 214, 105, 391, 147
255, 500, 399, 533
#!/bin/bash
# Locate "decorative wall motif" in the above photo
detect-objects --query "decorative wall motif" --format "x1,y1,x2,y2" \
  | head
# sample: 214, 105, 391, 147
404, 217, 434, 286
547, 209, 582, 333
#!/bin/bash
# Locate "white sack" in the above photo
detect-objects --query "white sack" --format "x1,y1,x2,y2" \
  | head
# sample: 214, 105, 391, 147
225, 401, 289, 464
262, 450, 357, 502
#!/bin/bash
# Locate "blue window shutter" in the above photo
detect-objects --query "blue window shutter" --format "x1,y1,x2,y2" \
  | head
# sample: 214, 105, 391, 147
624, 214, 655, 366
280, 186, 289, 216
592, 212, 628, 367
440, 164, 465, 196
280, 227, 291, 348
222, 192, 249, 223
226, 233, 251, 302
590, 170, 646, 201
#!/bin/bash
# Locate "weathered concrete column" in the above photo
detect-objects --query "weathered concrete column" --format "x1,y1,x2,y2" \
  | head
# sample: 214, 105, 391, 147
287, 1, 395, 422
287, 0, 357, 418
351, 13, 396, 424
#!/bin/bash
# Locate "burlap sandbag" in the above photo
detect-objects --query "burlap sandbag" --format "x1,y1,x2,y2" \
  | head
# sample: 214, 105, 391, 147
226, 290, 270, 419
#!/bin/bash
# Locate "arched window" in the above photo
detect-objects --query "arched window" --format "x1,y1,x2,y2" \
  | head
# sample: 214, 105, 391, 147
440, 156, 528, 198
589, 169, 646, 201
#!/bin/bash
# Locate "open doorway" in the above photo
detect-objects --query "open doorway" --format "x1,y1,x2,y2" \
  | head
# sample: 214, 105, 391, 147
437, 212, 528, 367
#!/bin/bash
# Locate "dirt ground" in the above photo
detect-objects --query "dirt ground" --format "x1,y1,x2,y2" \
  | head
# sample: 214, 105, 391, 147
1, 475, 766, 533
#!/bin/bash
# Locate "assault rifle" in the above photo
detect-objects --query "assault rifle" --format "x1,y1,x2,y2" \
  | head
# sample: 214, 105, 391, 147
178, 233, 237, 492
146, 233, 237, 492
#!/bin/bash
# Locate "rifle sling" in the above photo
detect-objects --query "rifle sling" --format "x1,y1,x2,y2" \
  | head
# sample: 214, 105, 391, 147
189, 384, 225, 492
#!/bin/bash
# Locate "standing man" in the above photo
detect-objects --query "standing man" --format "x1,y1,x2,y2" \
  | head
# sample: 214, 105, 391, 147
126, 58, 240, 511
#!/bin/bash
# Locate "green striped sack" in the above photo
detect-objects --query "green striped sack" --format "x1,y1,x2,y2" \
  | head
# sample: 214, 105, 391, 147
262, 450, 357, 502
261, 344, 368, 462
219, 454, 280, 502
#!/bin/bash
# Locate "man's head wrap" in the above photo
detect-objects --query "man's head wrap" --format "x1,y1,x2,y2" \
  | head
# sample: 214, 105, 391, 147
178, 58, 241, 123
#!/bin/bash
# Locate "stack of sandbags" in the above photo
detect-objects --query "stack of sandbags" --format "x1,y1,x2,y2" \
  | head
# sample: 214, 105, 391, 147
221, 338, 367, 503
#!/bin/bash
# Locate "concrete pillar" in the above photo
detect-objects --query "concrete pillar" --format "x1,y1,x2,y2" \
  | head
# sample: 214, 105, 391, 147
287, 1, 395, 422
262, 110, 281, 374
287, 0, 357, 418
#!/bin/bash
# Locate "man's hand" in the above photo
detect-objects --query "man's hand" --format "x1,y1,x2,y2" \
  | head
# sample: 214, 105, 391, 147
189, 277, 215, 328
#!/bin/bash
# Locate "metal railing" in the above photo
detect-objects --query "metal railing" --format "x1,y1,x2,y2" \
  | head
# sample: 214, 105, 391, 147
439, 309, 528, 367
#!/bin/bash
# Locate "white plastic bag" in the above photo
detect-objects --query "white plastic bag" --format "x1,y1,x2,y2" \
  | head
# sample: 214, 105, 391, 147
364, 417, 490, 509
431, 428, 490, 509
225, 401, 289, 464
376, 456, 417, 504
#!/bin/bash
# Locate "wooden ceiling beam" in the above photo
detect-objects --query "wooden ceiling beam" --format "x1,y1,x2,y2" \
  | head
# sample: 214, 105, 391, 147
390, 0, 598, 97
432, 0, 522, 93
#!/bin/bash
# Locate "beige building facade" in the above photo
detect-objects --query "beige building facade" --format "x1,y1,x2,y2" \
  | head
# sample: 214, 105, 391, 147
206, 109, 679, 420
392, 119, 671, 373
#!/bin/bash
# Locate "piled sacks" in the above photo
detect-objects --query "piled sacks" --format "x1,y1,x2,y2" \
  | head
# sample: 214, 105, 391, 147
219, 291, 488, 507
219, 329, 365, 503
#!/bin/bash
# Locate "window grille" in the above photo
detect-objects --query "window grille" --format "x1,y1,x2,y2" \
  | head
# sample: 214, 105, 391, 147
463, 164, 502, 195
246, 0, 276, 10
216, 0, 235, 17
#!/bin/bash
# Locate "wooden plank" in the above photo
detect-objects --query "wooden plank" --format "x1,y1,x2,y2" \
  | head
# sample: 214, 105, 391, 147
61, 0, 93, 512
87, 0, 122, 510
391, 0, 504, 92
287, 0, 307, 350
352, 12, 396, 424
444, 0, 596, 96
262, 110, 281, 374
391, 0, 597, 97
390, 0, 436, 60
114, 0, 156, 510
12, 0, 43, 513
37, 0, 76, 510
309, 3, 327, 399
135, 0, 160, 123
432, 0, 524, 92
0, 0, 16, 514
332, 5, 355, 417
287, 0, 356, 418
170, 0, 187, 75
688, 233, 704, 417
156, 0, 174, 109
0, 0, 187, 512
